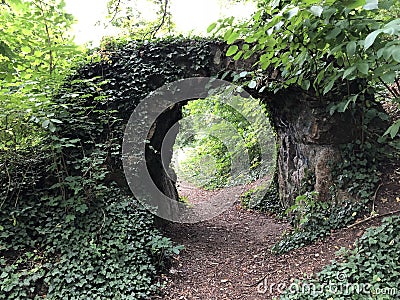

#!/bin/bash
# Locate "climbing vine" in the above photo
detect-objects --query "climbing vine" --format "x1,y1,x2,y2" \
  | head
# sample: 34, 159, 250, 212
0, 37, 238, 299
280, 216, 400, 299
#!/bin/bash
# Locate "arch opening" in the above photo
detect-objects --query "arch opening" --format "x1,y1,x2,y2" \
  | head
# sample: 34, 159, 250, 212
123, 77, 276, 223
171, 94, 276, 208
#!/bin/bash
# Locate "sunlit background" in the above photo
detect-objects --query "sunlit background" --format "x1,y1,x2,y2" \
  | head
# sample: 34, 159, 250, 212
64, 0, 257, 45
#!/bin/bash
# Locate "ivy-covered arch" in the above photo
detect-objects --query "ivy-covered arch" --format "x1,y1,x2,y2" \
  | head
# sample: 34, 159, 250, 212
55, 37, 369, 211
55, 38, 238, 207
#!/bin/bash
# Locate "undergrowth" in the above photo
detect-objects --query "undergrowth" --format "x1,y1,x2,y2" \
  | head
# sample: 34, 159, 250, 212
174, 94, 275, 191
240, 172, 282, 214
279, 216, 400, 299
0, 188, 181, 299
1, 38, 223, 299
271, 135, 392, 254
272, 192, 366, 254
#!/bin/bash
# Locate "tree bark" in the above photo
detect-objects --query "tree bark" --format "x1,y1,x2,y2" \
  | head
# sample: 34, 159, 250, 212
265, 87, 361, 207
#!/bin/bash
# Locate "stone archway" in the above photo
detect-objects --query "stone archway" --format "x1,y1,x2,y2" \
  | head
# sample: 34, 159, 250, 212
61, 38, 366, 211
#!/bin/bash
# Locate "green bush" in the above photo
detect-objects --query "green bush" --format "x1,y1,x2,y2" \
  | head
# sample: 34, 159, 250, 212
1, 38, 223, 299
272, 192, 366, 254
0, 185, 182, 299
174, 94, 274, 190
272, 133, 392, 254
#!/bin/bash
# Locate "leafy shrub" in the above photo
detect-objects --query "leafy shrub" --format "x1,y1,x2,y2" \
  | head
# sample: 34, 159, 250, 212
176, 136, 232, 190
272, 192, 367, 254
174, 94, 275, 190
333, 141, 384, 202
2, 38, 229, 299
211, 0, 400, 137
272, 127, 394, 254
0, 191, 182, 299
280, 216, 400, 299
240, 173, 282, 214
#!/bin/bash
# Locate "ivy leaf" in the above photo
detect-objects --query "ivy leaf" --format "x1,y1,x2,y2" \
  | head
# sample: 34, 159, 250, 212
48, 122, 56, 133
226, 45, 238, 57
42, 119, 50, 129
248, 80, 257, 89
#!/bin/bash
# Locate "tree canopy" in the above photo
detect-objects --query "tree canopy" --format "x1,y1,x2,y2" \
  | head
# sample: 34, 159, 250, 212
0, 0, 83, 149
210, 0, 400, 137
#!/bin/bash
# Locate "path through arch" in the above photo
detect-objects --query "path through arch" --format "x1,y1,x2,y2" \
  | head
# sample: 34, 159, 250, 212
155, 179, 400, 299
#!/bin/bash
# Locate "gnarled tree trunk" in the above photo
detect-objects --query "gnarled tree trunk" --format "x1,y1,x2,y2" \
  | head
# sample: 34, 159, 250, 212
265, 87, 362, 207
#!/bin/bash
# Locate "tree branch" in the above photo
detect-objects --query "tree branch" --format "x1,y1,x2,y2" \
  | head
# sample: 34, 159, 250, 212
145, 0, 169, 39
32, 0, 53, 75
347, 209, 400, 229
108, 0, 122, 25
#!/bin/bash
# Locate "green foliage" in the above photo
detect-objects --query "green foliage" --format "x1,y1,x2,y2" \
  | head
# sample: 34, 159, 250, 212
211, 0, 400, 137
0, 102, 181, 299
0, 188, 179, 299
0, 0, 84, 150
272, 133, 390, 254
105, 0, 174, 39
240, 172, 282, 213
333, 141, 383, 201
272, 192, 366, 254
2, 38, 228, 299
280, 216, 400, 299
176, 137, 232, 190
212, 0, 400, 249
241, 181, 270, 208
272, 128, 394, 254
175, 94, 274, 190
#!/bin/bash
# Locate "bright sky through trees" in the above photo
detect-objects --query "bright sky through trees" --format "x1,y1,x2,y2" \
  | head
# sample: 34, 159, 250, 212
64, 0, 256, 45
